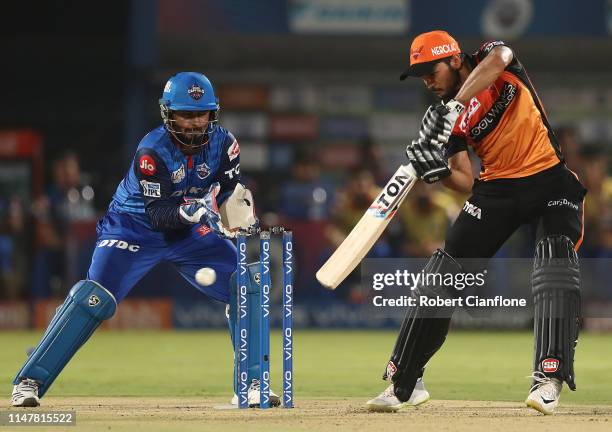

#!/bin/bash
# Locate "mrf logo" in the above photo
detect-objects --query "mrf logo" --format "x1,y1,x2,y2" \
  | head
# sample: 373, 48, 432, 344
542, 358, 559, 373
463, 201, 482, 220
187, 84, 204, 100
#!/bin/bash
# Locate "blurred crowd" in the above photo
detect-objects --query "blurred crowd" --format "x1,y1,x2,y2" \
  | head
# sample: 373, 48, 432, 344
1, 152, 97, 299
1, 126, 611, 302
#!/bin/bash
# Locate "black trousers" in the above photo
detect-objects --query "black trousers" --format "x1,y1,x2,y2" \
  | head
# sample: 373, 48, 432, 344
445, 163, 587, 259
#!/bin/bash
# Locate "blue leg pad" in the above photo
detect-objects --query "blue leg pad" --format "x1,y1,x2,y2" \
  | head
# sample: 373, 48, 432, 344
228, 262, 261, 394
13, 280, 117, 397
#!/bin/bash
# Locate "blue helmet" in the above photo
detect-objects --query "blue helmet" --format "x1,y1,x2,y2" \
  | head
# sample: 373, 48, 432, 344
159, 72, 220, 149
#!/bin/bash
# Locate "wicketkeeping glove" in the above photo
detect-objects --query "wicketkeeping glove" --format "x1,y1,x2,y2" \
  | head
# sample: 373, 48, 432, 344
406, 136, 451, 184
179, 182, 233, 238
219, 183, 259, 234
419, 100, 465, 146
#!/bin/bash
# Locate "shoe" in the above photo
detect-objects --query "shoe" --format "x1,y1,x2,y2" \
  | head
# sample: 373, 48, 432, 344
525, 372, 562, 415
366, 378, 430, 412
230, 379, 281, 408
11, 378, 40, 407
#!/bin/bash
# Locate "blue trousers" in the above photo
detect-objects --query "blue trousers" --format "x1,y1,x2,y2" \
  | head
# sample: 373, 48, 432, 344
88, 212, 237, 303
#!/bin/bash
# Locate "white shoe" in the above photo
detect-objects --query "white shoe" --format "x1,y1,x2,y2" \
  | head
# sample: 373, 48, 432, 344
366, 378, 430, 412
11, 378, 40, 407
525, 372, 562, 415
230, 379, 281, 408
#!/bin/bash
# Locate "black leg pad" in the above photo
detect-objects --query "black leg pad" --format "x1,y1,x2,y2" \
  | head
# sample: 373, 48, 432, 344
532, 235, 581, 390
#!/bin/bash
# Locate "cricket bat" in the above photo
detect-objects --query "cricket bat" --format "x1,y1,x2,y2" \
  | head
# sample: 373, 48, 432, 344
316, 163, 418, 290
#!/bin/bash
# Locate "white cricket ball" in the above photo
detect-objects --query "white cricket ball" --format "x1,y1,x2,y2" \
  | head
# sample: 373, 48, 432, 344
195, 267, 217, 286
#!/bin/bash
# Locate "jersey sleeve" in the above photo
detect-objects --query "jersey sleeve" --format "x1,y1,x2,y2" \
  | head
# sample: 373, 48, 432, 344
213, 131, 241, 205
133, 148, 185, 231
474, 40, 521, 73
445, 134, 468, 158
445, 116, 469, 158
475, 40, 507, 62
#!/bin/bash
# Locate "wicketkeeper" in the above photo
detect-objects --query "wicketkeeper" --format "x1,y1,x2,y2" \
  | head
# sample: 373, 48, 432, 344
11, 72, 279, 408
366, 31, 586, 415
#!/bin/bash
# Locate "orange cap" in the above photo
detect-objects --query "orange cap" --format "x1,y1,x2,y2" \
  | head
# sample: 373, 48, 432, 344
400, 30, 461, 80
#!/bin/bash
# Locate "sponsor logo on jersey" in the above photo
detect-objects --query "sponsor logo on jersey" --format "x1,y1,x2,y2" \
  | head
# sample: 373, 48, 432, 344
88, 295, 100, 307
386, 361, 398, 379
431, 43, 458, 57
196, 225, 212, 237
469, 82, 517, 142
547, 198, 579, 211
170, 186, 207, 197
140, 180, 161, 198
541, 358, 559, 373
227, 139, 240, 161
187, 83, 204, 100
97, 239, 141, 252
460, 97, 482, 132
196, 162, 211, 180
171, 164, 185, 184
463, 200, 482, 220
139, 155, 157, 176
225, 163, 240, 180
480, 40, 506, 55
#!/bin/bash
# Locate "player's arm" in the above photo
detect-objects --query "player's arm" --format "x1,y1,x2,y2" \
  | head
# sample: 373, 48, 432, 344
136, 148, 227, 235
442, 150, 473, 194
213, 132, 258, 232
454, 45, 514, 106
213, 132, 241, 206
134, 148, 185, 231
419, 43, 515, 149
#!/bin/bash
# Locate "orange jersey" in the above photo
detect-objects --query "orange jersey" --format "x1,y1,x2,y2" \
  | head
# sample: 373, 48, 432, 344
447, 41, 563, 181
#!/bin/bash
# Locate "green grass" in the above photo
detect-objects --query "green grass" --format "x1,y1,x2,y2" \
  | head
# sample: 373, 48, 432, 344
1, 330, 610, 404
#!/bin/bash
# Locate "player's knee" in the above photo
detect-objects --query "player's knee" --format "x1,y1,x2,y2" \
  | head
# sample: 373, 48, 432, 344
535, 234, 578, 261
419, 249, 464, 292
230, 262, 262, 296
425, 249, 463, 274
69, 280, 118, 321
533, 235, 580, 294
12, 280, 117, 397
228, 262, 262, 319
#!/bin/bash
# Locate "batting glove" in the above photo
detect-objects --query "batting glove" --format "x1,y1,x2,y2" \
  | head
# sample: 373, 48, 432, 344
406, 136, 451, 184
419, 100, 465, 146
179, 182, 233, 238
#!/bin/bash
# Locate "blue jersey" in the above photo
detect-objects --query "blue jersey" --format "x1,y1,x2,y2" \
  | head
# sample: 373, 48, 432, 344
109, 124, 241, 231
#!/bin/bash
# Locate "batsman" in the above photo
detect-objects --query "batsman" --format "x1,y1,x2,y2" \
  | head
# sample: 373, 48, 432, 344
366, 31, 586, 415
10, 72, 279, 408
